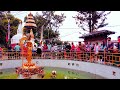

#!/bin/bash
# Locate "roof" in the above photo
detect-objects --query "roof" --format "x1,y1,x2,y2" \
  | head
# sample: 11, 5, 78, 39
24, 23, 37, 27
27, 16, 34, 19
79, 30, 115, 38
28, 12, 33, 16
26, 19, 35, 23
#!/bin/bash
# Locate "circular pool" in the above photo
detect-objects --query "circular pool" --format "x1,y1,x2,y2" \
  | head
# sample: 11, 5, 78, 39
0, 67, 105, 79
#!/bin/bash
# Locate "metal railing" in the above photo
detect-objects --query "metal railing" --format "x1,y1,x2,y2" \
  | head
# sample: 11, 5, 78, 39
0, 50, 120, 67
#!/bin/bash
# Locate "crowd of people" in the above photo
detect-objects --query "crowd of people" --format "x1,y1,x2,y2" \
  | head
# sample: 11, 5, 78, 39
0, 36, 120, 65
1, 36, 118, 54
29, 39, 119, 55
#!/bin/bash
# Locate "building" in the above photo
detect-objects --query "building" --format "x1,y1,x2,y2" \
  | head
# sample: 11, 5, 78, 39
79, 30, 115, 45
24, 12, 37, 47
24, 12, 37, 34
11, 21, 23, 49
11, 12, 37, 49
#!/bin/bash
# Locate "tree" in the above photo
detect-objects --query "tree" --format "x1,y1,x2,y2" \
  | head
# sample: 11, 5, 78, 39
0, 11, 10, 25
73, 11, 111, 33
0, 12, 21, 47
24, 11, 66, 43
42, 11, 66, 30
38, 11, 66, 44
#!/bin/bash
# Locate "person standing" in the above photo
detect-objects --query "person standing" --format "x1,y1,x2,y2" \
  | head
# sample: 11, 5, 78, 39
8, 45, 12, 51
36, 44, 42, 59
94, 42, 100, 62
14, 43, 20, 51
47, 43, 52, 52
51, 43, 58, 59
65, 43, 71, 52
71, 42, 75, 52
43, 43, 48, 51
100, 41, 107, 63
33, 45, 37, 52
0, 46, 3, 60
107, 37, 113, 53
70, 42, 76, 59
14, 43, 21, 59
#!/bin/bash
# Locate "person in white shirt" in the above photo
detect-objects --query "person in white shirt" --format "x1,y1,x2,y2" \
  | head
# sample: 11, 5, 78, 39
94, 42, 100, 62
33, 45, 37, 52
36, 44, 42, 58
51, 43, 58, 59
47, 43, 52, 51
51, 43, 58, 52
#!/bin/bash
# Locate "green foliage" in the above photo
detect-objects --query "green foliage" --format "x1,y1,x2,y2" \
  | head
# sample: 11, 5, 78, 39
0, 12, 21, 46
73, 11, 111, 33
43, 28, 59, 39
0, 67, 105, 79
54, 39, 62, 45
42, 11, 66, 30
24, 11, 66, 43
0, 73, 18, 79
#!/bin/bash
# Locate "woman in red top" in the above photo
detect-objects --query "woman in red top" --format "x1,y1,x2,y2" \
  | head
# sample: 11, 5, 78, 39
76, 42, 82, 60
70, 42, 76, 59
43, 43, 48, 51
71, 42, 75, 51
21, 44, 27, 59
0, 47, 2, 51
0, 46, 3, 59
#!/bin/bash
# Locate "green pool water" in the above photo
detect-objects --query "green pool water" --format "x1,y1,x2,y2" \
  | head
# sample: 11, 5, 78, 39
0, 67, 105, 79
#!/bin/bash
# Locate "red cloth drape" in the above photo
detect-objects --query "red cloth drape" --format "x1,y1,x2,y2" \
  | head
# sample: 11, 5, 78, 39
118, 38, 120, 43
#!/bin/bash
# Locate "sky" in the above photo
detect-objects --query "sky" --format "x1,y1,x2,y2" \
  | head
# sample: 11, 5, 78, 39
11, 11, 120, 43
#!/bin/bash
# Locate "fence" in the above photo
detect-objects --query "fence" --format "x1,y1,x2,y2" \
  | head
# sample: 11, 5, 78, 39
0, 50, 120, 67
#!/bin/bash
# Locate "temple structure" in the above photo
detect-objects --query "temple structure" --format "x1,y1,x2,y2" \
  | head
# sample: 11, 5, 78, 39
11, 21, 23, 49
24, 12, 37, 47
79, 30, 115, 45
11, 12, 37, 49
24, 12, 37, 33
15, 13, 43, 79
16, 34, 44, 79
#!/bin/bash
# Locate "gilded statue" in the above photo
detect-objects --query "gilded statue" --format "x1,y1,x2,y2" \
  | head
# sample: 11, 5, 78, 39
19, 33, 33, 64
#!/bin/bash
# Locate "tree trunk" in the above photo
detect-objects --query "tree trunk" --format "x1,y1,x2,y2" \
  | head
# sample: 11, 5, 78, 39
88, 12, 92, 33
91, 11, 95, 32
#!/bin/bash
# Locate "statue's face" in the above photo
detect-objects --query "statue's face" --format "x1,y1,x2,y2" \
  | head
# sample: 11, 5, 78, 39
27, 42, 32, 47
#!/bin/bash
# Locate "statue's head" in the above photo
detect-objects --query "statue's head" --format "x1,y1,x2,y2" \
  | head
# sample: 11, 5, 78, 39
27, 42, 32, 47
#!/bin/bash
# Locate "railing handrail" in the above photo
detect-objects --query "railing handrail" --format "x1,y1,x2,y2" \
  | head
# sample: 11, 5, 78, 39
0, 50, 120, 68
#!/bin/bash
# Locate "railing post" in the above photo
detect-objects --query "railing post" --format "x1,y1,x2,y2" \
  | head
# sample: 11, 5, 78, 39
104, 50, 106, 65
90, 51, 92, 62
112, 53, 114, 66
1, 49, 3, 60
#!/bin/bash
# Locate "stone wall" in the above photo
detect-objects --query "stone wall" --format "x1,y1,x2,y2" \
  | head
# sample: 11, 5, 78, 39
0, 59, 120, 79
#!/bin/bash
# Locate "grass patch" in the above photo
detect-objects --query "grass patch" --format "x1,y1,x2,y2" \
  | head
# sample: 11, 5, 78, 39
0, 73, 18, 79
0, 67, 105, 79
